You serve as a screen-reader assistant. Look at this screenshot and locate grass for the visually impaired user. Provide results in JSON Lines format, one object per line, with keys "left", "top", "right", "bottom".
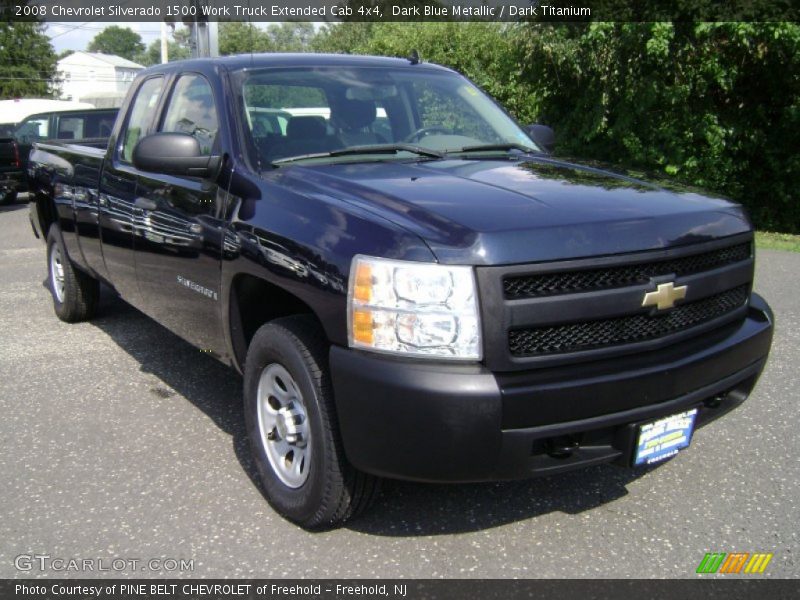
{"left": 755, "top": 231, "right": 800, "bottom": 253}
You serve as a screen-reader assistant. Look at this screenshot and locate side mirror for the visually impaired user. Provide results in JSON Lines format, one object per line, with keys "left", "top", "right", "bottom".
{"left": 132, "top": 132, "right": 221, "bottom": 179}
{"left": 525, "top": 124, "right": 556, "bottom": 154}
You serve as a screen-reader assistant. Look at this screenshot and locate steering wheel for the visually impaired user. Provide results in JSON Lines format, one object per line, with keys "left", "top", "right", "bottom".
{"left": 403, "top": 126, "right": 450, "bottom": 143}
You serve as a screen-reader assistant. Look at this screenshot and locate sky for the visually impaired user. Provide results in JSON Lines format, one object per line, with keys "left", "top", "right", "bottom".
{"left": 46, "top": 22, "right": 165, "bottom": 54}
{"left": 45, "top": 21, "right": 322, "bottom": 55}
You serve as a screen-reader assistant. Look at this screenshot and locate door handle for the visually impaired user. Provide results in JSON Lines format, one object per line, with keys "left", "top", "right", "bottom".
{"left": 134, "top": 197, "right": 157, "bottom": 211}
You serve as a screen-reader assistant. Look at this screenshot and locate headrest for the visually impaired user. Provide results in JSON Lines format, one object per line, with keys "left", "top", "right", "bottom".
{"left": 286, "top": 116, "right": 326, "bottom": 139}
{"left": 333, "top": 99, "right": 377, "bottom": 131}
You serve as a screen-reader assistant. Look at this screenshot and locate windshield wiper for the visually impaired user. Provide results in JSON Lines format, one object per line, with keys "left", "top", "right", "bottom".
{"left": 450, "top": 143, "right": 539, "bottom": 155}
{"left": 272, "top": 144, "right": 443, "bottom": 166}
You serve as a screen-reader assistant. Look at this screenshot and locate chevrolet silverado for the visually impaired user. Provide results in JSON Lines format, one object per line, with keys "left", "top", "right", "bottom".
{"left": 28, "top": 54, "right": 773, "bottom": 528}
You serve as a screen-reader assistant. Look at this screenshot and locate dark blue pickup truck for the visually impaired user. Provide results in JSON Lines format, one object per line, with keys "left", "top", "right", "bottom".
{"left": 28, "top": 54, "right": 773, "bottom": 529}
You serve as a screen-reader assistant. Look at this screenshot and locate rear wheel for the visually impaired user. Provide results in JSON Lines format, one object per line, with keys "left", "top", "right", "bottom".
{"left": 0, "top": 190, "right": 16, "bottom": 206}
{"left": 46, "top": 224, "right": 99, "bottom": 322}
{"left": 243, "top": 315, "right": 379, "bottom": 529}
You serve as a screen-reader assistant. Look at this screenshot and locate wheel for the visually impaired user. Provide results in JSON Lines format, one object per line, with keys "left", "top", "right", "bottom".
{"left": 0, "top": 190, "right": 16, "bottom": 206}
{"left": 243, "top": 315, "right": 379, "bottom": 529}
{"left": 46, "top": 224, "right": 99, "bottom": 322}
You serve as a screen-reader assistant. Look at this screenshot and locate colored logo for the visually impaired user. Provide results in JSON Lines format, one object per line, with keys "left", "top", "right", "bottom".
{"left": 696, "top": 552, "right": 773, "bottom": 574}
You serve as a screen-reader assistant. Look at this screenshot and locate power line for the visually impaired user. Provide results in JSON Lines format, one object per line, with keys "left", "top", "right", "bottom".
{"left": 0, "top": 75, "right": 135, "bottom": 82}
{"left": 47, "top": 23, "right": 163, "bottom": 34}
{"left": 1, "top": 59, "right": 146, "bottom": 68}
{"left": 48, "top": 20, "right": 106, "bottom": 41}
{"left": 48, "top": 0, "right": 135, "bottom": 40}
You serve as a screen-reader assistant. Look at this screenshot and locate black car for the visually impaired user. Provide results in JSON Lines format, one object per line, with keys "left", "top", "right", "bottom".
{"left": 1, "top": 108, "right": 118, "bottom": 204}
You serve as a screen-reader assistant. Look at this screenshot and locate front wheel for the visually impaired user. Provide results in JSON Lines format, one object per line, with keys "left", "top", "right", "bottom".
{"left": 243, "top": 316, "right": 379, "bottom": 529}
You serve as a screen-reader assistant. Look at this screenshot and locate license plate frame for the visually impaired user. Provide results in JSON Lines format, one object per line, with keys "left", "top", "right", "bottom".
{"left": 633, "top": 408, "right": 699, "bottom": 466}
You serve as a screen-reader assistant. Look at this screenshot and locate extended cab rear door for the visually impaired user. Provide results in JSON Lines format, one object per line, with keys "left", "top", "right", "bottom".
{"left": 98, "top": 75, "right": 166, "bottom": 304}
{"left": 130, "top": 72, "right": 228, "bottom": 356}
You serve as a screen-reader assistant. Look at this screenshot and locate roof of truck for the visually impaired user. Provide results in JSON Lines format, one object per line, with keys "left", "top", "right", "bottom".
{"left": 141, "top": 53, "right": 453, "bottom": 73}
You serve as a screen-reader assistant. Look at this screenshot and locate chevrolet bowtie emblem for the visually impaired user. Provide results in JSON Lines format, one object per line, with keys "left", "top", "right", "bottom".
{"left": 642, "top": 282, "right": 688, "bottom": 311}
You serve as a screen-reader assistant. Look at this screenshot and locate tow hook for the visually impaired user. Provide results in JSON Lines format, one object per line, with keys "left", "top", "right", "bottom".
{"left": 545, "top": 436, "right": 580, "bottom": 459}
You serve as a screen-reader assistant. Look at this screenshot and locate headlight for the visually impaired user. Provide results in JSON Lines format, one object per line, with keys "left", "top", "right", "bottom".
{"left": 347, "top": 255, "right": 482, "bottom": 360}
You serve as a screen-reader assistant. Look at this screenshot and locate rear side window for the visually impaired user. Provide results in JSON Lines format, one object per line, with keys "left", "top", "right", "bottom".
{"left": 161, "top": 74, "right": 219, "bottom": 156}
{"left": 121, "top": 77, "right": 164, "bottom": 162}
{"left": 57, "top": 113, "right": 116, "bottom": 140}
{"left": 16, "top": 116, "right": 49, "bottom": 143}
{"left": 57, "top": 117, "right": 83, "bottom": 140}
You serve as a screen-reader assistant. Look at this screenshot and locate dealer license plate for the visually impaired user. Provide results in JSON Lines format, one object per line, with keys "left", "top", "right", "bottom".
{"left": 634, "top": 408, "right": 698, "bottom": 466}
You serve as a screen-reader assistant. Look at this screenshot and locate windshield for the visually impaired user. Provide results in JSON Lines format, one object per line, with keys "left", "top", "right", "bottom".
{"left": 236, "top": 66, "right": 538, "bottom": 166}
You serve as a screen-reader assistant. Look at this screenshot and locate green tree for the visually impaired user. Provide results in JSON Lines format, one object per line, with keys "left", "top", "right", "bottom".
{"left": 219, "top": 22, "right": 274, "bottom": 55}
{"left": 518, "top": 22, "right": 800, "bottom": 232}
{"left": 134, "top": 28, "right": 192, "bottom": 66}
{"left": 312, "top": 23, "right": 376, "bottom": 54}
{"left": 264, "top": 23, "right": 316, "bottom": 52}
{"left": 0, "top": 22, "right": 58, "bottom": 99}
{"left": 219, "top": 23, "right": 318, "bottom": 56}
{"left": 87, "top": 26, "right": 145, "bottom": 62}
{"left": 136, "top": 39, "right": 191, "bottom": 66}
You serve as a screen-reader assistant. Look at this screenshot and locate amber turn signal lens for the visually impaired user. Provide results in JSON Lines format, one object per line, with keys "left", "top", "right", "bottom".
{"left": 353, "top": 263, "right": 372, "bottom": 303}
{"left": 352, "top": 309, "right": 374, "bottom": 345}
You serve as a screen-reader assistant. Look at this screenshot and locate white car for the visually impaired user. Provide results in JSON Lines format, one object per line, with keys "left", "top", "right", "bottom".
{"left": 0, "top": 99, "right": 95, "bottom": 126}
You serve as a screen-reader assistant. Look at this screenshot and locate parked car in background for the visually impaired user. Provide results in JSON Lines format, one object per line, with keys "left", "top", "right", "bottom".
{"left": 0, "top": 99, "right": 95, "bottom": 125}
{"left": 0, "top": 135, "right": 22, "bottom": 205}
{"left": 14, "top": 107, "right": 119, "bottom": 152}
{"left": 0, "top": 101, "right": 96, "bottom": 205}
{"left": 2, "top": 108, "right": 118, "bottom": 204}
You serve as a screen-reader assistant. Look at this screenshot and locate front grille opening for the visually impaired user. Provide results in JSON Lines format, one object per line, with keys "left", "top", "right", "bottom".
{"left": 504, "top": 242, "right": 751, "bottom": 299}
{"left": 509, "top": 285, "right": 748, "bottom": 356}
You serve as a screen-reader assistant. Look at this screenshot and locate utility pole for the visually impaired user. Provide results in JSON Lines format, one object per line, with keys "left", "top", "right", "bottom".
{"left": 160, "top": 21, "right": 169, "bottom": 64}
{"left": 208, "top": 21, "right": 219, "bottom": 57}
{"left": 182, "top": 1, "right": 219, "bottom": 59}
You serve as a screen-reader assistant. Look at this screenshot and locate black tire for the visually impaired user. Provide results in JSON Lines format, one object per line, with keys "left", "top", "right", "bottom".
{"left": 46, "top": 224, "right": 99, "bottom": 322}
{"left": 0, "top": 190, "right": 16, "bottom": 206}
{"left": 244, "top": 315, "right": 379, "bottom": 529}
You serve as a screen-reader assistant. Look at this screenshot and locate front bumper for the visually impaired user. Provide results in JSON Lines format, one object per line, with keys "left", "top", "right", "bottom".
{"left": 330, "top": 294, "right": 773, "bottom": 482}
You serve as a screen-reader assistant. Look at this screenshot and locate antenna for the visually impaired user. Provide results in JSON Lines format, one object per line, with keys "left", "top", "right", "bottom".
{"left": 408, "top": 50, "right": 420, "bottom": 65}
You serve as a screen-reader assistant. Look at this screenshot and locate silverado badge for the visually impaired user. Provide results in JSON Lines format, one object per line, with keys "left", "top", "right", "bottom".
{"left": 642, "top": 282, "right": 688, "bottom": 311}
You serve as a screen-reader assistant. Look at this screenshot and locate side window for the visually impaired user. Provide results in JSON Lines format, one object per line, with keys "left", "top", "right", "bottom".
{"left": 16, "top": 116, "right": 49, "bottom": 143}
{"left": 161, "top": 74, "right": 219, "bottom": 156}
{"left": 121, "top": 77, "right": 164, "bottom": 162}
{"left": 57, "top": 117, "right": 83, "bottom": 140}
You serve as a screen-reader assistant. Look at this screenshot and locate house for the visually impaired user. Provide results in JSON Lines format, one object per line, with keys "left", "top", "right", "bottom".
{"left": 57, "top": 52, "right": 144, "bottom": 107}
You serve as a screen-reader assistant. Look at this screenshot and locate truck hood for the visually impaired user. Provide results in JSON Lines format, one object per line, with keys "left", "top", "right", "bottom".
{"left": 268, "top": 156, "right": 751, "bottom": 265}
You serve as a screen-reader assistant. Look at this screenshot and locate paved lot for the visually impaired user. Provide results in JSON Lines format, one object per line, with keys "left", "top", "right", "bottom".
{"left": 0, "top": 202, "right": 798, "bottom": 579}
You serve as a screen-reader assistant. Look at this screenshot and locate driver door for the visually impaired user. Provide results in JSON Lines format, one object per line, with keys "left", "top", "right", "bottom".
{"left": 132, "top": 73, "right": 227, "bottom": 356}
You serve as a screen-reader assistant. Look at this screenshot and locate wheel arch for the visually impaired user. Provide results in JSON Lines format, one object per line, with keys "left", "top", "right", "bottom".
{"left": 32, "top": 192, "right": 58, "bottom": 241}
{"left": 228, "top": 273, "right": 328, "bottom": 372}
